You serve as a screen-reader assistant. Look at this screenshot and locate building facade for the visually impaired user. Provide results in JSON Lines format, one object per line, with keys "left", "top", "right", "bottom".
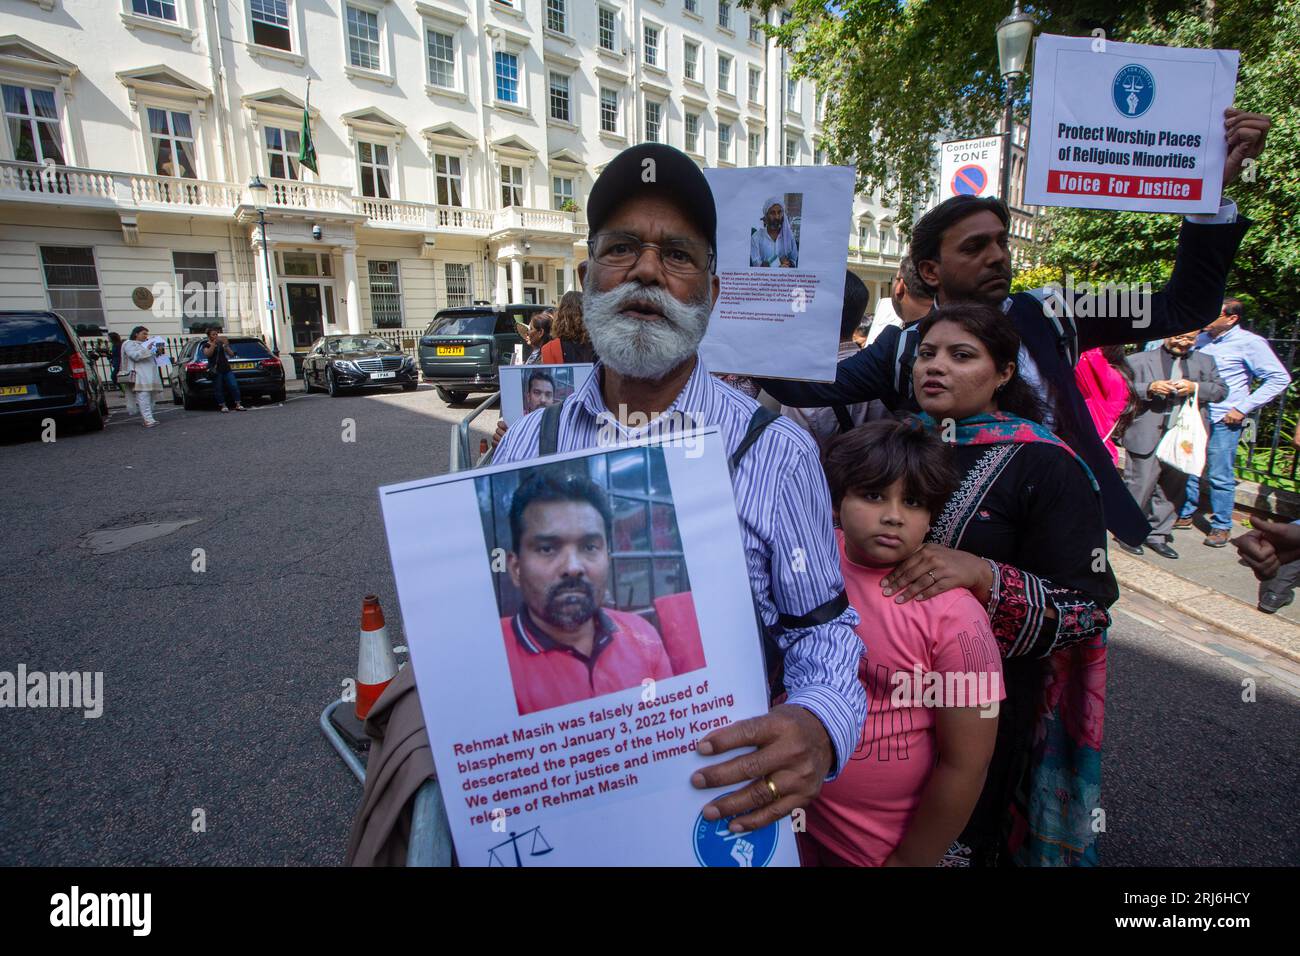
{"left": 0, "top": 0, "right": 904, "bottom": 374}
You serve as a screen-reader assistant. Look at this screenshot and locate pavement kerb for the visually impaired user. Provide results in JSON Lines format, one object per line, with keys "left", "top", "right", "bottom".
{"left": 1110, "top": 549, "right": 1300, "bottom": 665}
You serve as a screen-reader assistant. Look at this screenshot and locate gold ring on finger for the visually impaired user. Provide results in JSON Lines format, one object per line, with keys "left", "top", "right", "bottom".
{"left": 765, "top": 775, "right": 780, "bottom": 803}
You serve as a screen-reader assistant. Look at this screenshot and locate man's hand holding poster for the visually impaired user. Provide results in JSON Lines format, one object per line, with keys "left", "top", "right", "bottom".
{"left": 700, "top": 166, "right": 855, "bottom": 382}
{"left": 378, "top": 429, "right": 799, "bottom": 866}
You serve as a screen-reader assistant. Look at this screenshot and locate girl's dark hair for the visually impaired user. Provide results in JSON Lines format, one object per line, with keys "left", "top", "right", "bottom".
{"left": 822, "top": 419, "right": 956, "bottom": 517}
{"left": 1099, "top": 344, "right": 1139, "bottom": 441}
{"left": 915, "top": 302, "right": 1046, "bottom": 424}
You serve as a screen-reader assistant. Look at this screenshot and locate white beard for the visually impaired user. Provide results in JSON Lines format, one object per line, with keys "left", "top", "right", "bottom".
{"left": 583, "top": 281, "right": 712, "bottom": 381}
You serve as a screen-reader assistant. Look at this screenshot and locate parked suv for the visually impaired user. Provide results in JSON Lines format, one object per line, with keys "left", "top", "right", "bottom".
{"left": 417, "top": 304, "right": 546, "bottom": 404}
{"left": 171, "top": 336, "right": 286, "bottom": 409}
{"left": 0, "top": 310, "right": 108, "bottom": 432}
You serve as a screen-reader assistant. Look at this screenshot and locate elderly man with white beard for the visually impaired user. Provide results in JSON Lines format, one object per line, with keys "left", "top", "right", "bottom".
{"left": 492, "top": 144, "right": 865, "bottom": 836}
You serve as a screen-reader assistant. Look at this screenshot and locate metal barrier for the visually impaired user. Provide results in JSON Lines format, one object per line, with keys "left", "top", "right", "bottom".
{"left": 452, "top": 391, "right": 501, "bottom": 472}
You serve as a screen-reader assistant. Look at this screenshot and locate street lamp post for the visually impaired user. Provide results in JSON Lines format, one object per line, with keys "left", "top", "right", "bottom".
{"left": 247, "top": 176, "right": 277, "bottom": 356}
{"left": 995, "top": 1, "right": 1037, "bottom": 204}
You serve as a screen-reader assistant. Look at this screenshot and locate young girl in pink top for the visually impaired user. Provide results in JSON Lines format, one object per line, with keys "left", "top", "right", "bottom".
{"left": 802, "top": 420, "right": 1005, "bottom": 867}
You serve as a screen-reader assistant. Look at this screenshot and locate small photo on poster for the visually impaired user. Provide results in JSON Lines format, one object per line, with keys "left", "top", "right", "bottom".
{"left": 748, "top": 193, "right": 802, "bottom": 269}
{"left": 474, "top": 446, "right": 707, "bottom": 716}
{"left": 499, "top": 362, "right": 595, "bottom": 424}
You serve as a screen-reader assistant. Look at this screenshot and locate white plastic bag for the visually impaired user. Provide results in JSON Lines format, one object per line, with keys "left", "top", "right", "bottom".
{"left": 1155, "top": 383, "right": 1208, "bottom": 475}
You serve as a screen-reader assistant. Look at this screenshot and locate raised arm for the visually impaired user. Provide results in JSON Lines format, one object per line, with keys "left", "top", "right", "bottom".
{"left": 755, "top": 323, "right": 905, "bottom": 409}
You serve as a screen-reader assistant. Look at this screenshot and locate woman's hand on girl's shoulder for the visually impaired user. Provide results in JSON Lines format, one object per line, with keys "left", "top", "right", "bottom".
{"left": 881, "top": 544, "right": 994, "bottom": 606}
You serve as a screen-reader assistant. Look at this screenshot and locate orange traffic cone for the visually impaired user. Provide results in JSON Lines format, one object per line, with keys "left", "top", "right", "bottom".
{"left": 356, "top": 594, "right": 398, "bottom": 721}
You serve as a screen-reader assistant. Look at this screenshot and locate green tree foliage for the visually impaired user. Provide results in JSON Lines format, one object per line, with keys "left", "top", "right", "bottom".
{"left": 753, "top": 0, "right": 1298, "bottom": 321}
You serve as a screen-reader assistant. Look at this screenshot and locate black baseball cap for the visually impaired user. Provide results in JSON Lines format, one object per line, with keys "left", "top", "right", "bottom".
{"left": 586, "top": 143, "right": 717, "bottom": 257}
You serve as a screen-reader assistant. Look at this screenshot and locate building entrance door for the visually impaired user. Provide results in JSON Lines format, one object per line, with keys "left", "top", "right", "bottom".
{"left": 286, "top": 283, "right": 324, "bottom": 348}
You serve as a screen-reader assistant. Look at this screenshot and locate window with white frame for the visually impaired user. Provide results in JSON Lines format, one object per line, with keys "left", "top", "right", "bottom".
{"left": 548, "top": 71, "right": 571, "bottom": 123}
{"left": 500, "top": 163, "right": 523, "bottom": 207}
{"left": 357, "top": 140, "right": 391, "bottom": 198}
{"left": 747, "top": 65, "right": 762, "bottom": 103}
{"left": 684, "top": 0, "right": 697, "bottom": 14}
{"left": 147, "top": 107, "right": 197, "bottom": 177}
{"left": 367, "top": 260, "right": 402, "bottom": 328}
{"left": 643, "top": 24, "right": 660, "bottom": 68}
{"left": 748, "top": 14, "right": 762, "bottom": 43}
{"left": 683, "top": 40, "right": 699, "bottom": 81}
{"left": 426, "top": 28, "right": 455, "bottom": 89}
{"left": 173, "top": 252, "right": 222, "bottom": 328}
{"left": 815, "top": 144, "right": 827, "bottom": 165}
{"left": 816, "top": 95, "right": 826, "bottom": 123}
{"left": 2, "top": 85, "right": 65, "bottom": 165}
{"left": 784, "top": 135, "right": 797, "bottom": 165}
{"left": 857, "top": 221, "right": 869, "bottom": 251}
{"left": 433, "top": 153, "right": 463, "bottom": 206}
{"left": 264, "top": 125, "right": 301, "bottom": 179}
{"left": 250, "top": 0, "right": 292, "bottom": 50}
{"left": 546, "top": 0, "right": 566, "bottom": 34}
{"left": 444, "top": 262, "right": 473, "bottom": 307}
{"left": 717, "top": 53, "right": 732, "bottom": 93}
{"left": 555, "top": 268, "right": 565, "bottom": 302}
{"left": 599, "top": 87, "right": 619, "bottom": 133}
{"left": 719, "top": 1, "right": 732, "bottom": 30}
{"left": 494, "top": 51, "right": 520, "bottom": 104}
{"left": 552, "top": 175, "right": 573, "bottom": 210}
{"left": 684, "top": 112, "right": 700, "bottom": 153}
{"left": 718, "top": 123, "right": 732, "bottom": 162}
{"left": 132, "top": 0, "right": 177, "bottom": 22}
{"left": 40, "top": 246, "right": 106, "bottom": 330}
{"left": 598, "top": 7, "right": 617, "bottom": 51}
{"left": 786, "top": 76, "right": 798, "bottom": 111}
{"left": 643, "top": 100, "right": 661, "bottom": 143}
{"left": 747, "top": 130, "right": 761, "bottom": 166}
{"left": 346, "top": 4, "right": 381, "bottom": 71}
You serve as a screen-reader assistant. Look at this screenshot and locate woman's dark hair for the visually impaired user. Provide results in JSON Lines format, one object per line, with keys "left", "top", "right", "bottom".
{"left": 508, "top": 471, "right": 613, "bottom": 552}
{"left": 107, "top": 331, "right": 122, "bottom": 344}
{"left": 128, "top": 325, "right": 149, "bottom": 340}
{"left": 822, "top": 419, "right": 956, "bottom": 517}
{"left": 915, "top": 301, "right": 1045, "bottom": 424}
{"left": 552, "top": 290, "right": 589, "bottom": 345}
{"left": 908, "top": 196, "right": 1010, "bottom": 295}
{"left": 531, "top": 312, "right": 553, "bottom": 342}
{"left": 1099, "top": 344, "right": 1139, "bottom": 441}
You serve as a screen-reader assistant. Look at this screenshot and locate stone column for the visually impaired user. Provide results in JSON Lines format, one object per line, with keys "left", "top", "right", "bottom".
{"left": 342, "top": 245, "right": 362, "bottom": 334}
{"left": 510, "top": 256, "right": 524, "bottom": 304}
{"left": 563, "top": 259, "right": 575, "bottom": 294}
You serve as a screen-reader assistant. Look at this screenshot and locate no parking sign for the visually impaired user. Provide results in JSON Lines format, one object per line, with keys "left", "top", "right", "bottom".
{"left": 940, "top": 136, "right": 1003, "bottom": 200}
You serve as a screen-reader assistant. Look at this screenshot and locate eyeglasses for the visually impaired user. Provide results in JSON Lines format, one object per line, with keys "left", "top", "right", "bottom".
{"left": 588, "top": 232, "right": 714, "bottom": 277}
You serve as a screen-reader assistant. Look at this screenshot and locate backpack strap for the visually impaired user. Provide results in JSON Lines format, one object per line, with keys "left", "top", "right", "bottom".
{"left": 538, "top": 400, "right": 563, "bottom": 456}
{"left": 831, "top": 404, "right": 855, "bottom": 434}
{"left": 729, "top": 406, "right": 780, "bottom": 472}
{"left": 893, "top": 324, "right": 921, "bottom": 403}
{"left": 1026, "top": 287, "right": 1080, "bottom": 368}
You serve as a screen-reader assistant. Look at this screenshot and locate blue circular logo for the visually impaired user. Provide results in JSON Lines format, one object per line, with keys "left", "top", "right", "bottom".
{"left": 1112, "top": 64, "right": 1155, "bottom": 118}
{"left": 692, "top": 810, "right": 779, "bottom": 867}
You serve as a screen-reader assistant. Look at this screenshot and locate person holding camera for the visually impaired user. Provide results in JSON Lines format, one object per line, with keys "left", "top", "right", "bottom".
{"left": 203, "top": 328, "right": 246, "bottom": 412}
{"left": 120, "top": 325, "right": 166, "bottom": 428}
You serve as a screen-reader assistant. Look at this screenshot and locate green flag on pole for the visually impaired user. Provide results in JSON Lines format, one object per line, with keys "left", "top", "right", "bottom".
{"left": 298, "top": 80, "right": 318, "bottom": 175}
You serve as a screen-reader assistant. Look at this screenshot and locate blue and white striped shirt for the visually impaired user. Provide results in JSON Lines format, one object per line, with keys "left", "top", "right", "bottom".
{"left": 493, "top": 357, "right": 867, "bottom": 777}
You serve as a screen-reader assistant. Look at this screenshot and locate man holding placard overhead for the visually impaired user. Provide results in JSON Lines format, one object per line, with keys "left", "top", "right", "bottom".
{"left": 761, "top": 108, "right": 1270, "bottom": 552}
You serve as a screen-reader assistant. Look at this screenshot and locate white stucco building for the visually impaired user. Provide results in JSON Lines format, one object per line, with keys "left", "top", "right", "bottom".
{"left": 0, "top": 0, "right": 905, "bottom": 371}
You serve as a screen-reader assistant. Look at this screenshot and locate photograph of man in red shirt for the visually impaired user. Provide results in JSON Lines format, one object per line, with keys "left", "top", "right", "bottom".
{"left": 501, "top": 471, "right": 674, "bottom": 716}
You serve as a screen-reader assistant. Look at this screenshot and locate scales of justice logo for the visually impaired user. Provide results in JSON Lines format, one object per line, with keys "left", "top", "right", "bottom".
{"left": 1112, "top": 64, "right": 1156, "bottom": 118}
{"left": 487, "top": 827, "right": 553, "bottom": 866}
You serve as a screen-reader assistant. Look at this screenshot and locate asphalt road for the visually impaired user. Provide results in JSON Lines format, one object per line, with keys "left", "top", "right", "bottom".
{"left": 0, "top": 387, "right": 1296, "bottom": 865}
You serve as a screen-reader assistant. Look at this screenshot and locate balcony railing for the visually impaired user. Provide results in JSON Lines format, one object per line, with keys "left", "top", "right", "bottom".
{"left": 0, "top": 161, "right": 587, "bottom": 240}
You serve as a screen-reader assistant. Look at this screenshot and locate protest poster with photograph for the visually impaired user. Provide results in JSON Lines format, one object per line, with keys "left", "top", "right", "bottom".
{"left": 1024, "top": 33, "right": 1238, "bottom": 213}
{"left": 499, "top": 363, "right": 595, "bottom": 425}
{"left": 378, "top": 429, "right": 798, "bottom": 867}
{"left": 700, "top": 166, "right": 854, "bottom": 382}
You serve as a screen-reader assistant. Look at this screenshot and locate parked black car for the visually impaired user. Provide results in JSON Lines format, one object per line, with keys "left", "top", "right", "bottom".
{"left": 0, "top": 310, "right": 108, "bottom": 432}
{"left": 300, "top": 334, "right": 419, "bottom": 397}
{"left": 171, "top": 336, "right": 286, "bottom": 409}
{"left": 418, "top": 304, "right": 546, "bottom": 404}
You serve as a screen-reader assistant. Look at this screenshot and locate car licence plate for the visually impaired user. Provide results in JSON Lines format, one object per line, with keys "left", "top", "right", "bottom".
{"left": 0, "top": 385, "right": 29, "bottom": 397}
{"left": 371, "top": 371, "right": 396, "bottom": 379}
{"left": 232, "top": 362, "right": 256, "bottom": 370}
{"left": 436, "top": 346, "right": 464, "bottom": 357}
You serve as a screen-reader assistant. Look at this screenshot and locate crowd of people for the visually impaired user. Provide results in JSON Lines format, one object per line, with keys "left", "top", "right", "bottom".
{"left": 354, "top": 108, "right": 1279, "bottom": 868}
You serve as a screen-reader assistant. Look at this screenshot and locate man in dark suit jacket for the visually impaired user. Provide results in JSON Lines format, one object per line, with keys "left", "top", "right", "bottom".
{"left": 1118, "top": 333, "right": 1227, "bottom": 558}
{"left": 759, "top": 109, "right": 1269, "bottom": 548}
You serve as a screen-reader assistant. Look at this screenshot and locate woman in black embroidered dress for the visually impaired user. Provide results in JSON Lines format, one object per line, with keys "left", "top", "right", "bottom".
{"left": 880, "top": 302, "right": 1117, "bottom": 866}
